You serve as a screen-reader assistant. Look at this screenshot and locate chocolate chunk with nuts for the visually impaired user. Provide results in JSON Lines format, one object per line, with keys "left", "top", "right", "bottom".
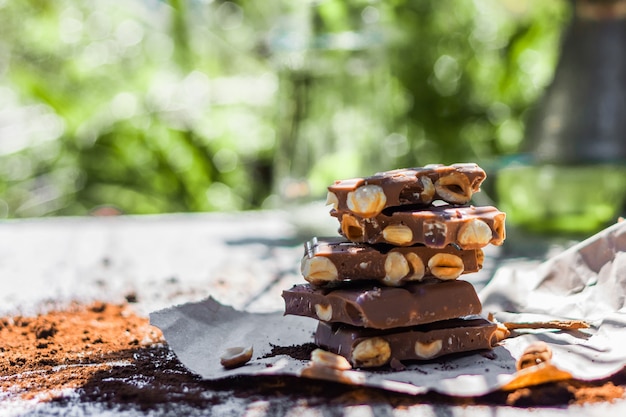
{"left": 334, "top": 205, "right": 506, "bottom": 249}
{"left": 315, "top": 317, "right": 499, "bottom": 368}
{"left": 283, "top": 280, "right": 482, "bottom": 329}
{"left": 300, "top": 237, "right": 481, "bottom": 286}
{"left": 327, "top": 163, "right": 486, "bottom": 217}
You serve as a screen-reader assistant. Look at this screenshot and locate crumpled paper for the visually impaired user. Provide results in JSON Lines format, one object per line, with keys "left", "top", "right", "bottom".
{"left": 150, "top": 221, "right": 626, "bottom": 396}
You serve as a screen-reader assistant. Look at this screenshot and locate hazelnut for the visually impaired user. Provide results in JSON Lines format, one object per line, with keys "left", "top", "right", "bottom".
{"left": 493, "top": 322, "right": 511, "bottom": 344}
{"left": 457, "top": 219, "right": 493, "bottom": 249}
{"left": 314, "top": 304, "right": 333, "bottom": 321}
{"left": 382, "top": 224, "right": 413, "bottom": 246}
{"left": 414, "top": 339, "right": 443, "bottom": 359}
{"left": 346, "top": 184, "right": 387, "bottom": 218}
{"left": 419, "top": 176, "right": 436, "bottom": 204}
{"left": 351, "top": 337, "right": 391, "bottom": 368}
{"left": 383, "top": 251, "right": 410, "bottom": 286}
{"left": 476, "top": 248, "right": 485, "bottom": 270}
{"left": 435, "top": 172, "right": 472, "bottom": 204}
{"left": 517, "top": 341, "right": 553, "bottom": 371}
{"left": 220, "top": 346, "right": 253, "bottom": 369}
{"left": 492, "top": 213, "right": 507, "bottom": 245}
{"left": 340, "top": 214, "right": 365, "bottom": 242}
{"left": 302, "top": 256, "right": 339, "bottom": 286}
{"left": 326, "top": 191, "right": 339, "bottom": 210}
{"left": 434, "top": 172, "right": 472, "bottom": 204}
{"left": 310, "top": 348, "right": 352, "bottom": 370}
{"left": 428, "top": 253, "right": 464, "bottom": 280}
{"left": 405, "top": 252, "right": 425, "bottom": 281}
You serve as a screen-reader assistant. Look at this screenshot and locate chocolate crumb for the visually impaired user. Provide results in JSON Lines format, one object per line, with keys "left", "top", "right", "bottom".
{"left": 261, "top": 343, "right": 317, "bottom": 361}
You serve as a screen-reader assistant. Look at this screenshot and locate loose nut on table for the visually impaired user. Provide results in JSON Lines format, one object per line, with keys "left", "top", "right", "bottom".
{"left": 352, "top": 337, "right": 391, "bottom": 368}
{"left": 310, "top": 348, "right": 352, "bottom": 370}
{"left": 434, "top": 172, "right": 472, "bottom": 204}
{"left": 382, "top": 224, "right": 413, "bottom": 245}
{"left": 457, "top": 219, "right": 493, "bottom": 249}
{"left": 383, "top": 251, "right": 410, "bottom": 286}
{"left": 428, "top": 253, "right": 464, "bottom": 280}
{"left": 346, "top": 184, "right": 387, "bottom": 218}
{"left": 220, "top": 346, "right": 253, "bottom": 369}
{"left": 302, "top": 256, "right": 338, "bottom": 285}
{"left": 517, "top": 341, "right": 553, "bottom": 371}
{"left": 415, "top": 339, "right": 443, "bottom": 359}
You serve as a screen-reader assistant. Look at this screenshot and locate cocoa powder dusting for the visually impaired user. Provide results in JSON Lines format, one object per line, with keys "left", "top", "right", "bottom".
{"left": 1, "top": 302, "right": 625, "bottom": 412}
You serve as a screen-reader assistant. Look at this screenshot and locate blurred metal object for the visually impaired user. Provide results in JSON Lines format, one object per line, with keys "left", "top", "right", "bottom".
{"left": 525, "top": 0, "right": 626, "bottom": 164}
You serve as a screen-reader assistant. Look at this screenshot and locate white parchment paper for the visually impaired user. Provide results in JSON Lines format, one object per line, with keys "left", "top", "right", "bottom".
{"left": 151, "top": 221, "right": 626, "bottom": 396}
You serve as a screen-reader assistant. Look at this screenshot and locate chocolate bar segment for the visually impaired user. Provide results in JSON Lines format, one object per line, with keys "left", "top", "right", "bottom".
{"left": 315, "top": 317, "right": 498, "bottom": 368}
{"left": 335, "top": 205, "right": 506, "bottom": 249}
{"left": 327, "top": 163, "right": 486, "bottom": 218}
{"left": 282, "top": 280, "right": 482, "bottom": 329}
{"left": 300, "top": 237, "right": 481, "bottom": 286}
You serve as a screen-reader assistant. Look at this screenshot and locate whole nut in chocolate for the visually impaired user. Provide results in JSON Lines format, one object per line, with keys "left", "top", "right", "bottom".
{"left": 415, "top": 339, "right": 443, "bottom": 359}
{"left": 434, "top": 172, "right": 472, "bottom": 204}
{"left": 383, "top": 251, "right": 410, "bottom": 286}
{"left": 428, "top": 253, "right": 464, "bottom": 280}
{"left": 310, "top": 348, "right": 352, "bottom": 370}
{"left": 381, "top": 224, "right": 413, "bottom": 246}
{"left": 301, "top": 256, "right": 338, "bottom": 286}
{"left": 457, "top": 219, "right": 493, "bottom": 249}
{"left": 346, "top": 184, "right": 387, "bottom": 218}
{"left": 351, "top": 337, "right": 391, "bottom": 368}
{"left": 340, "top": 213, "right": 366, "bottom": 242}
{"left": 314, "top": 303, "right": 332, "bottom": 321}
{"left": 404, "top": 252, "right": 426, "bottom": 281}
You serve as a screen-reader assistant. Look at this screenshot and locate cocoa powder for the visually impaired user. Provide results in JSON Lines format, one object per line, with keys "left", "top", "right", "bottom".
{"left": 1, "top": 302, "right": 625, "bottom": 412}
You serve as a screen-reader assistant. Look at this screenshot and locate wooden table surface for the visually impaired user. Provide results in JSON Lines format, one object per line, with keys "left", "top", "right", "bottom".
{"left": 2, "top": 206, "right": 625, "bottom": 416}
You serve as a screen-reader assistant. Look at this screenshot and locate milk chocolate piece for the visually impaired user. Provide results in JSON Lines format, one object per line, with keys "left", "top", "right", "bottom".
{"left": 315, "top": 317, "right": 498, "bottom": 368}
{"left": 335, "top": 205, "right": 506, "bottom": 249}
{"left": 300, "top": 237, "right": 481, "bottom": 286}
{"left": 327, "top": 163, "right": 486, "bottom": 218}
{"left": 282, "top": 280, "right": 482, "bottom": 329}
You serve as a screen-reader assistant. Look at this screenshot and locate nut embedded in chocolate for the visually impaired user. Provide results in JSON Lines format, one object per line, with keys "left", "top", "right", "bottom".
{"left": 415, "top": 339, "right": 443, "bottom": 359}
{"left": 310, "top": 348, "right": 352, "bottom": 370}
{"left": 428, "top": 253, "right": 464, "bottom": 280}
{"left": 434, "top": 172, "right": 472, "bottom": 204}
{"left": 383, "top": 251, "right": 410, "bottom": 286}
{"left": 381, "top": 224, "right": 413, "bottom": 246}
{"left": 352, "top": 337, "right": 391, "bottom": 368}
{"left": 346, "top": 184, "right": 387, "bottom": 218}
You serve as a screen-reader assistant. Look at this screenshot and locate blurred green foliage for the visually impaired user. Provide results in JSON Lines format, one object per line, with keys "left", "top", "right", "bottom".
{"left": 0, "top": 0, "right": 570, "bottom": 217}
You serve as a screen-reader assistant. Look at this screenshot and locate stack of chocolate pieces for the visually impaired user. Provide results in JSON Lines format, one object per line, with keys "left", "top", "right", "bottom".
{"left": 282, "top": 163, "right": 506, "bottom": 368}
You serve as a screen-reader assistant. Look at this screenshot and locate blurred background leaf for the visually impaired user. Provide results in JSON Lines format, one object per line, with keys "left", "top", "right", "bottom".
{"left": 0, "top": 0, "right": 570, "bottom": 217}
